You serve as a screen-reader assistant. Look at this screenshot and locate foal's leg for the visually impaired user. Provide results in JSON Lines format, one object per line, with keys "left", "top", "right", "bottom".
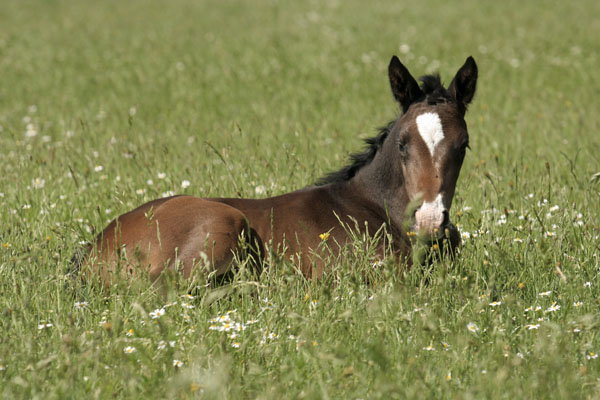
{"left": 87, "top": 196, "right": 262, "bottom": 286}
{"left": 145, "top": 197, "right": 263, "bottom": 281}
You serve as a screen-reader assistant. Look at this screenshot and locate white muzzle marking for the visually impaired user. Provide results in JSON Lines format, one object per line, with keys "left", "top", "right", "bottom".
{"left": 415, "top": 194, "right": 446, "bottom": 236}
{"left": 416, "top": 112, "right": 444, "bottom": 156}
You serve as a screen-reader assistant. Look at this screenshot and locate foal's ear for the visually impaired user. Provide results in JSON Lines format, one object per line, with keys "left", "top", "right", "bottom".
{"left": 448, "top": 56, "right": 478, "bottom": 114}
{"left": 388, "top": 56, "right": 423, "bottom": 113}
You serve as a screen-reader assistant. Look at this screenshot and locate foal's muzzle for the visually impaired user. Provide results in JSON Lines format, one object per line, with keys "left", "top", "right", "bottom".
{"left": 414, "top": 196, "right": 450, "bottom": 239}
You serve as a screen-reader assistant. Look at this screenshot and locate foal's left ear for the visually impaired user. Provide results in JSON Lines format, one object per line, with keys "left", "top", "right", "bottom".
{"left": 448, "top": 56, "right": 478, "bottom": 114}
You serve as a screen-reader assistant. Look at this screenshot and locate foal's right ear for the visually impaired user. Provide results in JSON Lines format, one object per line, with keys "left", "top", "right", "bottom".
{"left": 388, "top": 56, "right": 423, "bottom": 113}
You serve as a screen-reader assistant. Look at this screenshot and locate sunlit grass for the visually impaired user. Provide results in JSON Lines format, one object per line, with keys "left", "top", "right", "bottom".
{"left": 1, "top": 0, "right": 599, "bottom": 398}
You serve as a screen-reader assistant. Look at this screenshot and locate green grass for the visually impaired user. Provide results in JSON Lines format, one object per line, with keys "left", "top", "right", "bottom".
{"left": 1, "top": 0, "right": 600, "bottom": 398}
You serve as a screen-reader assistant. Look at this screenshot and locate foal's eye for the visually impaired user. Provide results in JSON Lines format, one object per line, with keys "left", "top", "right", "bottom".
{"left": 398, "top": 141, "right": 408, "bottom": 155}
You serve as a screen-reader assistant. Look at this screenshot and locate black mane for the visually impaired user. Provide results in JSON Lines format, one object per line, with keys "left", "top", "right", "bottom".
{"left": 315, "top": 75, "right": 452, "bottom": 186}
{"left": 314, "top": 121, "right": 393, "bottom": 186}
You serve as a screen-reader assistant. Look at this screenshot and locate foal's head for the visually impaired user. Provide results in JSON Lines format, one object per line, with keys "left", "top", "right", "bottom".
{"left": 386, "top": 56, "right": 478, "bottom": 239}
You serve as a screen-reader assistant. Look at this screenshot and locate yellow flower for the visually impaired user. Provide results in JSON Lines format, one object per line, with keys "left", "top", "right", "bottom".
{"left": 319, "top": 232, "right": 330, "bottom": 241}
{"left": 518, "top": 282, "right": 525, "bottom": 289}
{"left": 190, "top": 383, "right": 202, "bottom": 393}
{"left": 406, "top": 231, "right": 417, "bottom": 237}
{"left": 2, "top": 243, "right": 10, "bottom": 249}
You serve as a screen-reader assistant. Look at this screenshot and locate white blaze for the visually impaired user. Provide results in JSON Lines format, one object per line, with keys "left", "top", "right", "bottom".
{"left": 416, "top": 112, "right": 444, "bottom": 156}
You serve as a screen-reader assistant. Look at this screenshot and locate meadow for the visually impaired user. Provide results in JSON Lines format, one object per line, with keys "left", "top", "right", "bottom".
{"left": 1, "top": 0, "right": 599, "bottom": 398}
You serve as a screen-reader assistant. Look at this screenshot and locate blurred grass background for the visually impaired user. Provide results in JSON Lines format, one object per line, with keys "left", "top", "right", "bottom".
{"left": 0, "top": 0, "right": 599, "bottom": 398}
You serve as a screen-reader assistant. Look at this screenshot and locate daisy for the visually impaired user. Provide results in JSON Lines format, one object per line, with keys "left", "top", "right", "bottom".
{"left": 538, "top": 291, "right": 552, "bottom": 297}
{"left": 214, "top": 314, "right": 231, "bottom": 323}
{"left": 123, "top": 346, "right": 136, "bottom": 354}
{"left": 25, "top": 124, "right": 38, "bottom": 137}
{"left": 489, "top": 301, "right": 502, "bottom": 307}
{"left": 546, "top": 303, "right": 560, "bottom": 312}
{"left": 587, "top": 352, "right": 598, "bottom": 360}
{"left": 467, "top": 322, "right": 479, "bottom": 333}
{"left": 149, "top": 308, "right": 166, "bottom": 319}
{"left": 74, "top": 301, "right": 89, "bottom": 310}
{"left": 32, "top": 177, "right": 45, "bottom": 189}
{"left": 38, "top": 322, "right": 53, "bottom": 330}
{"left": 181, "top": 180, "right": 191, "bottom": 189}
{"left": 526, "top": 324, "right": 540, "bottom": 330}
{"left": 573, "top": 301, "right": 583, "bottom": 307}
{"left": 219, "top": 323, "right": 234, "bottom": 332}
{"left": 173, "top": 360, "right": 184, "bottom": 368}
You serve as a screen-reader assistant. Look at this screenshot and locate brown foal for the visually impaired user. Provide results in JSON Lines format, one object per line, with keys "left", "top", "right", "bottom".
{"left": 76, "top": 55, "right": 478, "bottom": 285}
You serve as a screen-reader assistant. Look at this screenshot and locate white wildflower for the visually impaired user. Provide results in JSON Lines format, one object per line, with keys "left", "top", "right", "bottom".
{"left": 149, "top": 308, "right": 166, "bottom": 319}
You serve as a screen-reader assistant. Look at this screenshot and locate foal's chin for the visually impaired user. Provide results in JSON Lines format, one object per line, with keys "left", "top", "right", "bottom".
{"left": 418, "top": 223, "right": 461, "bottom": 260}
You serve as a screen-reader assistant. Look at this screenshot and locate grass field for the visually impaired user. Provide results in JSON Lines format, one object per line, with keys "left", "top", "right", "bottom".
{"left": 1, "top": 0, "right": 600, "bottom": 398}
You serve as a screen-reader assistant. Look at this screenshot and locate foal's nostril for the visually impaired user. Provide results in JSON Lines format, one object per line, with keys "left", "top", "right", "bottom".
{"left": 441, "top": 210, "right": 450, "bottom": 227}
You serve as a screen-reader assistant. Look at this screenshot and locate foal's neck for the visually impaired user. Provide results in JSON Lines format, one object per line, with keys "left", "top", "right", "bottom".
{"left": 348, "top": 157, "right": 409, "bottom": 232}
